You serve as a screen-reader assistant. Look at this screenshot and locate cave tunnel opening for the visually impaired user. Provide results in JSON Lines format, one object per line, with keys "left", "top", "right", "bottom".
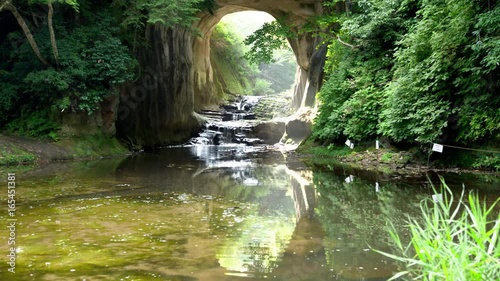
{"left": 210, "top": 11, "right": 297, "bottom": 102}
{"left": 116, "top": 1, "right": 327, "bottom": 148}
{"left": 191, "top": 2, "right": 325, "bottom": 112}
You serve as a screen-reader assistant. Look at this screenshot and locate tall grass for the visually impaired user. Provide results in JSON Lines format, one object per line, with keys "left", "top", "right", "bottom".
{"left": 375, "top": 178, "right": 500, "bottom": 280}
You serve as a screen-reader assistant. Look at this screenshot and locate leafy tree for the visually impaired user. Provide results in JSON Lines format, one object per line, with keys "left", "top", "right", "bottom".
{"left": 1, "top": 0, "right": 219, "bottom": 138}
{"left": 379, "top": 0, "right": 475, "bottom": 142}
{"left": 257, "top": 48, "right": 296, "bottom": 93}
{"left": 0, "top": 0, "right": 50, "bottom": 65}
{"left": 455, "top": 3, "right": 500, "bottom": 142}
{"left": 313, "top": 0, "right": 411, "bottom": 143}
{"left": 0, "top": 5, "right": 136, "bottom": 136}
{"left": 313, "top": 0, "right": 499, "bottom": 150}
{"left": 243, "top": 20, "right": 295, "bottom": 65}
{"left": 112, "top": 0, "right": 217, "bottom": 49}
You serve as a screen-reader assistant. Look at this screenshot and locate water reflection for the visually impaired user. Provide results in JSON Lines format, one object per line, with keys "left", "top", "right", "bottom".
{"left": 1, "top": 146, "right": 498, "bottom": 280}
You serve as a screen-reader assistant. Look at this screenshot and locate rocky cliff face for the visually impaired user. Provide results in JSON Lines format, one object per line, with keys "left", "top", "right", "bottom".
{"left": 117, "top": 0, "right": 327, "bottom": 148}
{"left": 116, "top": 25, "right": 202, "bottom": 148}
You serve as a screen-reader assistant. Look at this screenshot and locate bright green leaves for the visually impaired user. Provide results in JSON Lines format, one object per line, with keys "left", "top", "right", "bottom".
{"left": 3, "top": 11, "right": 136, "bottom": 115}
{"left": 454, "top": 4, "right": 500, "bottom": 143}
{"left": 380, "top": 78, "right": 451, "bottom": 143}
{"left": 113, "top": 0, "right": 215, "bottom": 32}
{"left": 243, "top": 21, "right": 295, "bottom": 65}
{"left": 381, "top": 0, "right": 499, "bottom": 143}
{"left": 211, "top": 19, "right": 295, "bottom": 96}
{"left": 210, "top": 22, "right": 255, "bottom": 96}
{"left": 343, "top": 86, "right": 384, "bottom": 141}
{"left": 314, "top": 0, "right": 500, "bottom": 147}
{"left": 472, "top": 5, "right": 500, "bottom": 69}
{"left": 376, "top": 181, "right": 500, "bottom": 279}
{"left": 24, "top": 68, "right": 71, "bottom": 94}
{"left": 85, "top": 37, "right": 135, "bottom": 85}
{"left": 314, "top": 0, "right": 406, "bottom": 143}
{"left": 144, "top": 0, "right": 201, "bottom": 28}
{"left": 55, "top": 20, "right": 136, "bottom": 113}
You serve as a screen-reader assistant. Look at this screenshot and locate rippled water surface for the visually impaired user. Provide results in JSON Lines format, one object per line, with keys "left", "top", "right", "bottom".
{"left": 1, "top": 146, "right": 498, "bottom": 280}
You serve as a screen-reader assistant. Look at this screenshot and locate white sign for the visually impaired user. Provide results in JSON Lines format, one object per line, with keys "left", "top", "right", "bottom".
{"left": 345, "top": 139, "right": 351, "bottom": 147}
{"left": 432, "top": 193, "right": 443, "bottom": 203}
{"left": 375, "top": 182, "right": 380, "bottom": 192}
{"left": 376, "top": 140, "right": 380, "bottom": 150}
{"left": 432, "top": 143, "right": 444, "bottom": 153}
{"left": 345, "top": 175, "right": 354, "bottom": 183}
{"left": 350, "top": 143, "right": 354, "bottom": 149}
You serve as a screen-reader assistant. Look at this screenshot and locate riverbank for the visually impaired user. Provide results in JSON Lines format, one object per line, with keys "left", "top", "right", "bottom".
{"left": 0, "top": 134, "right": 129, "bottom": 166}
{"left": 296, "top": 138, "right": 500, "bottom": 177}
{"left": 1, "top": 124, "right": 498, "bottom": 183}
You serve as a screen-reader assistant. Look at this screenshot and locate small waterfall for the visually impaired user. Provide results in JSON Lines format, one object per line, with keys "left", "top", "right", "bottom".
{"left": 189, "top": 96, "right": 263, "bottom": 146}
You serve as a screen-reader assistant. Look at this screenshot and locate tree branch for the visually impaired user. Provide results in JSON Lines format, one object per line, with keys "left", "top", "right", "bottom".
{"left": 2, "top": 0, "right": 50, "bottom": 66}
{"left": 0, "top": 0, "right": 10, "bottom": 12}
{"left": 337, "top": 35, "right": 359, "bottom": 49}
{"left": 48, "top": 1, "right": 59, "bottom": 67}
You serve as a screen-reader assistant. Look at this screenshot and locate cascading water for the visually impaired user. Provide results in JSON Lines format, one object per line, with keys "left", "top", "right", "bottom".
{"left": 189, "top": 96, "right": 263, "bottom": 146}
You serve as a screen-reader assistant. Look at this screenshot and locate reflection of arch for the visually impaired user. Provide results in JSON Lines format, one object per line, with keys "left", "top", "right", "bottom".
{"left": 286, "top": 167, "right": 317, "bottom": 220}
{"left": 193, "top": 0, "right": 327, "bottom": 110}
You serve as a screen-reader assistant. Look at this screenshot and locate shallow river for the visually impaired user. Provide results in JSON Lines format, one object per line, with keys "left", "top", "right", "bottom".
{"left": 1, "top": 145, "right": 498, "bottom": 280}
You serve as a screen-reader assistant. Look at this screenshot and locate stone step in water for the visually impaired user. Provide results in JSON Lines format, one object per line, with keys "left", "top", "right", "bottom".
{"left": 188, "top": 95, "right": 263, "bottom": 146}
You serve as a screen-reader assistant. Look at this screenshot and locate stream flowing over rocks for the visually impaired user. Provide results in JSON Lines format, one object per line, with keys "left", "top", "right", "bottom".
{"left": 188, "top": 96, "right": 265, "bottom": 146}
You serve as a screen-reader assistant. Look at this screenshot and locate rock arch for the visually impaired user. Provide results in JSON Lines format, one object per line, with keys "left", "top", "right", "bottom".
{"left": 117, "top": 0, "right": 327, "bottom": 148}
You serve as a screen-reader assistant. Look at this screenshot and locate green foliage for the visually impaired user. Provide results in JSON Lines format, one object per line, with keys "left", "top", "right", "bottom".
{"left": 455, "top": 4, "right": 500, "bottom": 142}
{"left": 375, "top": 179, "right": 500, "bottom": 280}
{"left": 0, "top": 153, "right": 37, "bottom": 166}
{"left": 257, "top": 48, "right": 296, "bottom": 93}
{"left": 29, "top": 0, "right": 80, "bottom": 11}
{"left": 313, "top": 15, "right": 394, "bottom": 143}
{"left": 24, "top": 68, "right": 71, "bottom": 94}
{"left": 194, "top": 0, "right": 217, "bottom": 14}
{"left": 215, "top": 13, "right": 297, "bottom": 96}
{"left": 20, "top": 17, "right": 136, "bottom": 113}
{"left": 211, "top": 22, "right": 247, "bottom": 63}
{"left": 298, "top": 137, "right": 352, "bottom": 160}
{"left": 243, "top": 20, "right": 295, "bottom": 65}
{"left": 0, "top": 82, "right": 19, "bottom": 125}
{"left": 211, "top": 19, "right": 296, "bottom": 97}
{"left": 380, "top": 0, "right": 472, "bottom": 142}
{"left": 6, "top": 109, "right": 61, "bottom": 140}
{"left": 143, "top": 0, "right": 202, "bottom": 28}
{"left": 112, "top": 0, "right": 215, "bottom": 43}
{"left": 472, "top": 155, "right": 500, "bottom": 171}
{"left": 53, "top": 17, "right": 136, "bottom": 113}
{"left": 380, "top": 152, "right": 396, "bottom": 162}
{"left": 252, "top": 78, "right": 273, "bottom": 95}
{"left": 0, "top": 3, "right": 137, "bottom": 138}
{"left": 313, "top": 0, "right": 409, "bottom": 144}
{"left": 210, "top": 22, "right": 255, "bottom": 95}
{"left": 313, "top": 0, "right": 499, "bottom": 150}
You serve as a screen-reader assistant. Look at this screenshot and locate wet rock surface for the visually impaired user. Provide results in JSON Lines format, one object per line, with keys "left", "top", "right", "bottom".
{"left": 188, "top": 96, "right": 264, "bottom": 146}
{"left": 252, "top": 120, "right": 286, "bottom": 145}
